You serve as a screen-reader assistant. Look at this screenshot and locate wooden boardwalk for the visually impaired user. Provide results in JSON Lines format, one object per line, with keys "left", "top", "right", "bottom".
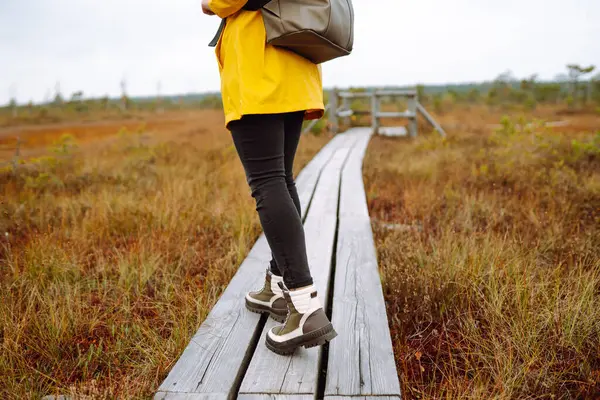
{"left": 155, "top": 128, "right": 401, "bottom": 400}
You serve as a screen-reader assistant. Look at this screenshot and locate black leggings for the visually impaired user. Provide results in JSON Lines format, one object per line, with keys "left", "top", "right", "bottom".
{"left": 228, "top": 112, "right": 314, "bottom": 289}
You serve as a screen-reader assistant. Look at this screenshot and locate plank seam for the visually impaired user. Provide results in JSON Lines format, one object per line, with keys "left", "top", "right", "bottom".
{"left": 316, "top": 132, "right": 362, "bottom": 400}
{"left": 228, "top": 314, "right": 269, "bottom": 400}
{"left": 325, "top": 129, "right": 402, "bottom": 399}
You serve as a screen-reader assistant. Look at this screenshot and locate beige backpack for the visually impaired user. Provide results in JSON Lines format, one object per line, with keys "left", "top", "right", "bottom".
{"left": 209, "top": 0, "right": 354, "bottom": 64}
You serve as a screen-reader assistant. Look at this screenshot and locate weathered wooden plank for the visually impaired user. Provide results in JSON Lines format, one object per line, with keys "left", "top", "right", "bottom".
{"left": 325, "top": 129, "right": 401, "bottom": 399}
{"left": 338, "top": 91, "right": 372, "bottom": 99}
{"left": 374, "top": 111, "right": 415, "bottom": 119}
{"left": 239, "top": 131, "right": 362, "bottom": 396}
{"left": 295, "top": 133, "right": 355, "bottom": 215}
{"left": 238, "top": 395, "right": 313, "bottom": 400}
{"left": 156, "top": 132, "right": 356, "bottom": 399}
{"left": 337, "top": 108, "right": 354, "bottom": 118}
{"left": 324, "top": 217, "right": 400, "bottom": 398}
{"left": 338, "top": 90, "right": 416, "bottom": 99}
{"left": 154, "top": 393, "right": 231, "bottom": 400}
{"left": 155, "top": 254, "right": 266, "bottom": 399}
{"left": 374, "top": 89, "right": 416, "bottom": 97}
{"left": 378, "top": 127, "right": 407, "bottom": 137}
{"left": 338, "top": 128, "right": 372, "bottom": 220}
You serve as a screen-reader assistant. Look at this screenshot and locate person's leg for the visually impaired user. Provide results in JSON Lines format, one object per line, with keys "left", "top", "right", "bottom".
{"left": 231, "top": 113, "right": 336, "bottom": 354}
{"left": 229, "top": 113, "right": 313, "bottom": 290}
{"left": 269, "top": 111, "right": 305, "bottom": 278}
{"left": 282, "top": 111, "right": 305, "bottom": 217}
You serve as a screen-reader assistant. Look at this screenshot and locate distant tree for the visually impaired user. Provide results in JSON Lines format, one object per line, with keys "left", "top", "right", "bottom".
{"left": 495, "top": 70, "right": 517, "bottom": 84}
{"left": 70, "top": 91, "right": 84, "bottom": 102}
{"left": 53, "top": 93, "right": 64, "bottom": 106}
{"left": 592, "top": 73, "right": 600, "bottom": 106}
{"left": 534, "top": 83, "right": 562, "bottom": 103}
{"left": 100, "top": 95, "right": 110, "bottom": 111}
{"left": 566, "top": 64, "right": 595, "bottom": 106}
{"left": 9, "top": 98, "right": 17, "bottom": 118}
{"left": 54, "top": 81, "right": 64, "bottom": 107}
{"left": 120, "top": 78, "right": 130, "bottom": 111}
{"left": 567, "top": 64, "right": 595, "bottom": 82}
{"left": 69, "top": 91, "right": 87, "bottom": 112}
{"left": 520, "top": 74, "right": 538, "bottom": 91}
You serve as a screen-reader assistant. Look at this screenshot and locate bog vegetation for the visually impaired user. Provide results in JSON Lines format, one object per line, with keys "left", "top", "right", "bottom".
{"left": 1, "top": 65, "right": 599, "bottom": 399}
{"left": 365, "top": 116, "right": 599, "bottom": 399}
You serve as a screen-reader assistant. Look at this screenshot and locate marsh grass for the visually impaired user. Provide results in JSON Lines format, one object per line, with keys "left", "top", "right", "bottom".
{"left": 0, "top": 120, "right": 331, "bottom": 399}
{"left": 2, "top": 105, "right": 599, "bottom": 399}
{"left": 364, "top": 115, "right": 600, "bottom": 399}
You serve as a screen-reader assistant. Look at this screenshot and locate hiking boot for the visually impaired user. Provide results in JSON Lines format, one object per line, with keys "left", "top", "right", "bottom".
{"left": 245, "top": 268, "right": 287, "bottom": 322}
{"left": 266, "top": 283, "right": 337, "bottom": 355}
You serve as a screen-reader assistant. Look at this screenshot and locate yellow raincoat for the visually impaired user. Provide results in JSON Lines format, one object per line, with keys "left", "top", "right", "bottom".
{"left": 208, "top": 0, "right": 325, "bottom": 127}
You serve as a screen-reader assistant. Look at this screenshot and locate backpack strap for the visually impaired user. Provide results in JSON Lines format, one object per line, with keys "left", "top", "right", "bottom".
{"left": 208, "top": 0, "right": 272, "bottom": 47}
{"left": 243, "top": 0, "right": 272, "bottom": 10}
{"left": 208, "top": 18, "right": 226, "bottom": 47}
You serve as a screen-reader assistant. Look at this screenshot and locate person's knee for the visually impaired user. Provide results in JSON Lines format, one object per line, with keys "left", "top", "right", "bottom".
{"left": 249, "top": 175, "right": 287, "bottom": 205}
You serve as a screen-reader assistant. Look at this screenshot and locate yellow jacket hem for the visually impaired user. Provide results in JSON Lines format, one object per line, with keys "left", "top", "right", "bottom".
{"left": 225, "top": 102, "right": 325, "bottom": 127}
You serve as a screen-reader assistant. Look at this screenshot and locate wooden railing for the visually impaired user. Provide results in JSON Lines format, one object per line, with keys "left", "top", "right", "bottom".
{"left": 305, "top": 89, "right": 447, "bottom": 137}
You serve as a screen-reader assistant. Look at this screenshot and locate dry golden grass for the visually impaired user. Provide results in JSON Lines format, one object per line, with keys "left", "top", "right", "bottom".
{"left": 0, "top": 110, "right": 332, "bottom": 399}
{"left": 364, "top": 106, "right": 600, "bottom": 399}
{"left": 2, "top": 104, "right": 599, "bottom": 399}
{"left": 0, "top": 110, "right": 220, "bottom": 161}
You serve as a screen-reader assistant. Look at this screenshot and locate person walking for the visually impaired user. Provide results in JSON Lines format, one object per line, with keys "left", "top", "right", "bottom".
{"left": 201, "top": 0, "right": 337, "bottom": 355}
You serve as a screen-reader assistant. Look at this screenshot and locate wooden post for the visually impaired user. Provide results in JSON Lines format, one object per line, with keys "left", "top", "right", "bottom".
{"left": 341, "top": 96, "right": 350, "bottom": 127}
{"left": 330, "top": 88, "right": 339, "bottom": 134}
{"left": 416, "top": 102, "right": 447, "bottom": 137}
{"left": 407, "top": 93, "right": 418, "bottom": 137}
{"left": 371, "top": 92, "right": 379, "bottom": 134}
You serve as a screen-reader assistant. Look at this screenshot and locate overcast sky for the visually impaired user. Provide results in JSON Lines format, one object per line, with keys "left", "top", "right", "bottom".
{"left": 1, "top": 0, "right": 599, "bottom": 104}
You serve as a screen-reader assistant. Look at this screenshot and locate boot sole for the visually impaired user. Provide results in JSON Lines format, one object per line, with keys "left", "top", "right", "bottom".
{"left": 245, "top": 298, "right": 287, "bottom": 323}
{"left": 265, "top": 323, "right": 338, "bottom": 355}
